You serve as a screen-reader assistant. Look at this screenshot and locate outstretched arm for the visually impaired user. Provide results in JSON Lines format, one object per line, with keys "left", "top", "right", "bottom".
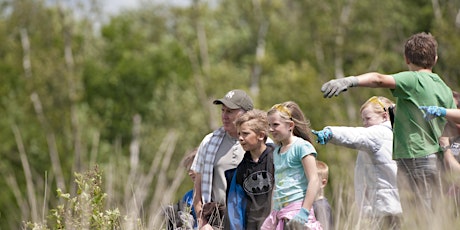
{"left": 445, "top": 109, "right": 460, "bottom": 123}
{"left": 419, "top": 106, "right": 460, "bottom": 123}
{"left": 354, "top": 72, "right": 396, "bottom": 88}
{"left": 321, "top": 72, "right": 395, "bottom": 98}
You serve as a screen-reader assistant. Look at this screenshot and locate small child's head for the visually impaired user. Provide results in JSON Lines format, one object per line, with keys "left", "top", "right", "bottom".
{"left": 404, "top": 32, "right": 438, "bottom": 69}
{"left": 234, "top": 109, "right": 269, "bottom": 152}
{"left": 360, "top": 96, "right": 395, "bottom": 127}
{"left": 181, "top": 148, "right": 198, "bottom": 182}
{"left": 267, "top": 101, "right": 312, "bottom": 144}
{"left": 316, "top": 160, "right": 329, "bottom": 188}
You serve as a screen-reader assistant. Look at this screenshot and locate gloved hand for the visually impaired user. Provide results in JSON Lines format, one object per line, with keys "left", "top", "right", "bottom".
{"left": 312, "top": 128, "right": 332, "bottom": 145}
{"left": 419, "top": 106, "right": 447, "bottom": 121}
{"left": 321, "top": 76, "right": 359, "bottom": 98}
{"left": 286, "top": 207, "right": 310, "bottom": 229}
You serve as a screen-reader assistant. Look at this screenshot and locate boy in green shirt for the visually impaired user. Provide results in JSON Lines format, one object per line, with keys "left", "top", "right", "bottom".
{"left": 320, "top": 32, "right": 456, "bottom": 220}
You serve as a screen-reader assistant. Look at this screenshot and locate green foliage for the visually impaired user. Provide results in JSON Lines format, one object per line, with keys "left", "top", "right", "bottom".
{"left": 24, "top": 166, "right": 128, "bottom": 230}
{"left": 86, "top": 9, "right": 195, "bottom": 142}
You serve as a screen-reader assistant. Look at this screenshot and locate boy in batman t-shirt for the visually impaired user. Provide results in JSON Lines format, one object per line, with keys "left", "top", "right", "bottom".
{"left": 226, "top": 109, "right": 275, "bottom": 229}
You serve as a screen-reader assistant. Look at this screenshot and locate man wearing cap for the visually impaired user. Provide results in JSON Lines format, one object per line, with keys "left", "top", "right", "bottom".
{"left": 191, "top": 89, "right": 253, "bottom": 229}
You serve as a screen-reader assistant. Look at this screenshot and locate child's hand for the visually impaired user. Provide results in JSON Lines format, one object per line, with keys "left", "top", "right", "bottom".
{"left": 286, "top": 207, "right": 310, "bottom": 229}
{"left": 321, "top": 76, "right": 358, "bottom": 98}
{"left": 312, "top": 128, "right": 332, "bottom": 145}
{"left": 419, "top": 106, "right": 447, "bottom": 121}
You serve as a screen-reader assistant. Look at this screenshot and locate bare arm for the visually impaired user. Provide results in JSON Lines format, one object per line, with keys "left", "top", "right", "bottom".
{"left": 445, "top": 109, "right": 460, "bottom": 124}
{"left": 440, "top": 136, "right": 460, "bottom": 173}
{"left": 355, "top": 72, "right": 396, "bottom": 89}
{"left": 444, "top": 149, "right": 460, "bottom": 173}
{"left": 321, "top": 72, "right": 395, "bottom": 98}
{"left": 440, "top": 123, "right": 460, "bottom": 173}
{"left": 301, "top": 154, "right": 320, "bottom": 211}
{"left": 192, "top": 173, "right": 203, "bottom": 225}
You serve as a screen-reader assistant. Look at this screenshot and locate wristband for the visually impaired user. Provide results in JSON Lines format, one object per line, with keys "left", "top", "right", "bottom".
{"left": 441, "top": 145, "right": 450, "bottom": 151}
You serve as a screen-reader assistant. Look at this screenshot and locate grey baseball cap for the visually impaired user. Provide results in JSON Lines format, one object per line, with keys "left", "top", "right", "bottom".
{"left": 213, "top": 89, "right": 254, "bottom": 111}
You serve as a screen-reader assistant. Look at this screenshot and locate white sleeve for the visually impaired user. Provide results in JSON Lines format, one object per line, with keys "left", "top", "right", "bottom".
{"left": 328, "top": 125, "right": 389, "bottom": 152}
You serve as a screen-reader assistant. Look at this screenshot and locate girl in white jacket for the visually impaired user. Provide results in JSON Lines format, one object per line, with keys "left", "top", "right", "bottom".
{"left": 313, "top": 96, "right": 402, "bottom": 229}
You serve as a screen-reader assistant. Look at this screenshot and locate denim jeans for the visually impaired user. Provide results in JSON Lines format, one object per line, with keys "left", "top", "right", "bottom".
{"left": 396, "top": 154, "right": 441, "bottom": 215}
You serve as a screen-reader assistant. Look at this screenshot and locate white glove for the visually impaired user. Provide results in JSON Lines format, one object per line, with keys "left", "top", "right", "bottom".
{"left": 321, "top": 76, "right": 358, "bottom": 98}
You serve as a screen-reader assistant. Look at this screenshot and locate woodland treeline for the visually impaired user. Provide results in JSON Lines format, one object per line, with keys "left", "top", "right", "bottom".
{"left": 0, "top": 0, "right": 459, "bottom": 229}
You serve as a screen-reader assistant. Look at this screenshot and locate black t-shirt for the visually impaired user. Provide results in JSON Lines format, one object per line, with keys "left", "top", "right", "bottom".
{"left": 235, "top": 143, "right": 275, "bottom": 229}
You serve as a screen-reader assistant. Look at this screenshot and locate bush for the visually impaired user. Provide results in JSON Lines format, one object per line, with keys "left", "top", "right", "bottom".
{"left": 23, "top": 166, "right": 137, "bottom": 230}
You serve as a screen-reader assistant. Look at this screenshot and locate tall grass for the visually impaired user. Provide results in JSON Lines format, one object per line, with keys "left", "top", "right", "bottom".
{"left": 22, "top": 157, "right": 460, "bottom": 230}
{"left": 17, "top": 129, "right": 460, "bottom": 230}
{"left": 327, "top": 156, "right": 460, "bottom": 230}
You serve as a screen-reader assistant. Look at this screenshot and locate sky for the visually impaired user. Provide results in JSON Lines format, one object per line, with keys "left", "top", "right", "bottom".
{"left": 103, "top": 0, "right": 191, "bottom": 14}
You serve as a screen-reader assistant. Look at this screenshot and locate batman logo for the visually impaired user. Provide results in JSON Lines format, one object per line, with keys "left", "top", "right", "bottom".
{"left": 243, "top": 170, "right": 274, "bottom": 195}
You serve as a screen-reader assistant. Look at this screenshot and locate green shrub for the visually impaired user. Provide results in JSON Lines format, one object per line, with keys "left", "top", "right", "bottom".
{"left": 23, "top": 166, "right": 138, "bottom": 230}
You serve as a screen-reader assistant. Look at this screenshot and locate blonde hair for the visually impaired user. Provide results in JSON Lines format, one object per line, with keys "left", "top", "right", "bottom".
{"left": 360, "top": 96, "right": 395, "bottom": 116}
{"left": 316, "top": 160, "right": 329, "bottom": 181}
{"left": 234, "top": 109, "right": 269, "bottom": 141}
{"left": 267, "top": 101, "right": 312, "bottom": 143}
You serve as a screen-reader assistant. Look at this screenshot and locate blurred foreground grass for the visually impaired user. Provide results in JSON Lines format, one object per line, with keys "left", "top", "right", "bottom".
{"left": 23, "top": 160, "right": 460, "bottom": 230}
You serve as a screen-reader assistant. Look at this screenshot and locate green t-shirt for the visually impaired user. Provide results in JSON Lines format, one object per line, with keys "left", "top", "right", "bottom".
{"left": 391, "top": 71, "right": 455, "bottom": 159}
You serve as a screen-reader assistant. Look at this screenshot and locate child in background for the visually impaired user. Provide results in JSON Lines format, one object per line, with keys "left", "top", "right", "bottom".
{"left": 164, "top": 148, "right": 198, "bottom": 230}
{"left": 180, "top": 148, "right": 198, "bottom": 227}
{"left": 261, "top": 101, "right": 322, "bottom": 230}
{"left": 227, "top": 109, "right": 275, "bottom": 229}
{"left": 313, "top": 161, "right": 333, "bottom": 230}
{"left": 312, "top": 96, "right": 402, "bottom": 229}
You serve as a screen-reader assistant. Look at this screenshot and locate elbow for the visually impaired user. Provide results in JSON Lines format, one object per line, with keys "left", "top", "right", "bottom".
{"left": 372, "top": 74, "right": 386, "bottom": 87}
{"left": 365, "top": 72, "right": 393, "bottom": 88}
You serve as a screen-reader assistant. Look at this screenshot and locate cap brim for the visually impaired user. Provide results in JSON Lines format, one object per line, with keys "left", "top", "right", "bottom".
{"left": 213, "top": 99, "right": 240, "bottom": 109}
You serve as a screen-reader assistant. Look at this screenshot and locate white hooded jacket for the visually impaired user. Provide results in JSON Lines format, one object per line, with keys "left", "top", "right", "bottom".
{"left": 327, "top": 121, "right": 402, "bottom": 217}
